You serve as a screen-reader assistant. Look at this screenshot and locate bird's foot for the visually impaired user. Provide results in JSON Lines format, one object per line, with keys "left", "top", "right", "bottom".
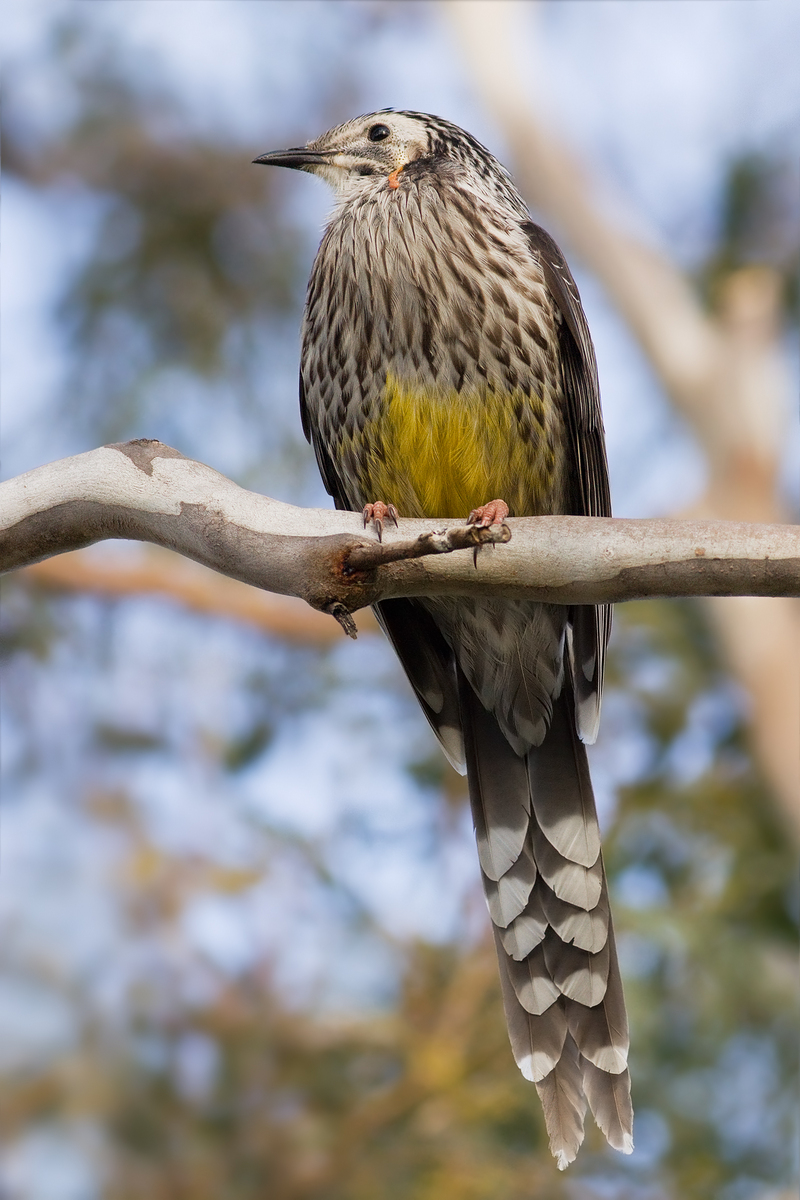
{"left": 467, "top": 499, "right": 509, "bottom": 566}
{"left": 467, "top": 498, "right": 509, "bottom": 528}
{"left": 362, "top": 500, "right": 398, "bottom": 543}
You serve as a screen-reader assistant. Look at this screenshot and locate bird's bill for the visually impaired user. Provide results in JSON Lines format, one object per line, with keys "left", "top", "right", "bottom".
{"left": 253, "top": 147, "right": 333, "bottom": 170}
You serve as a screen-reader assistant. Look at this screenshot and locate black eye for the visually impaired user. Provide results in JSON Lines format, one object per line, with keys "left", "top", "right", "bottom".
{"left": 368, "top": 123, "right": 390, "bottom": 143}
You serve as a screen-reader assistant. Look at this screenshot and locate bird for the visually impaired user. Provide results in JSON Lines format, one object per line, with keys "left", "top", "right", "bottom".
{"left": 255, "top": 110, "right": 632, "bottom": 1168}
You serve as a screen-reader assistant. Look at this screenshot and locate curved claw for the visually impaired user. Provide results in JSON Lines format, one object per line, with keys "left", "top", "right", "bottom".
{"left": 362, "top": 501, "right": 399, "bottom": 543}
{"left": 467, "top": 498, "right": 510, "bottom": 528}
{"left": 468, "top": 498, "right": 510, "bottom": 567}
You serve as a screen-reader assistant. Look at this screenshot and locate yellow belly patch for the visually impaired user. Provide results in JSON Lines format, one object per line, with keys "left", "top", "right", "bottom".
{"left": 351, "top": 373, "right": 560, "bottom": 519}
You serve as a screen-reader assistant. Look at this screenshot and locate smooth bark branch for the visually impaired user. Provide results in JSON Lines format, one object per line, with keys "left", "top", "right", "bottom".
{"left": 2, "top": 443, "right": 798, "bottom": 631}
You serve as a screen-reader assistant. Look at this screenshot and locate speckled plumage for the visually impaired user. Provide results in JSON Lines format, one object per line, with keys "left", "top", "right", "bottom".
{"left": 256, "top": 110, "right": 631, "bottom": 1167}
{"left": 301, "top": 144, "right": 565, "bottom": 520}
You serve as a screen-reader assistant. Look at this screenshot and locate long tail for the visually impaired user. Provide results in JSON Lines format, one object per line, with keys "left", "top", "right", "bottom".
{"left": 460, "top": 672, "right": 633, "bottom": 1169}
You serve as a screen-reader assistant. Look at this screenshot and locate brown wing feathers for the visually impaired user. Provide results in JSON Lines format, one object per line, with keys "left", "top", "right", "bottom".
{"left": 374, "top": 598, "right": 465, "bottom": 772}
{"left": 523, "top": 221, "right": 612, "bottom": 748}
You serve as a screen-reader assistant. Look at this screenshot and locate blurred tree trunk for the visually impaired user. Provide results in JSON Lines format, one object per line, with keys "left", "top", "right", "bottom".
{"left": 444, "top": 0, "right": 799, "bottom": 839}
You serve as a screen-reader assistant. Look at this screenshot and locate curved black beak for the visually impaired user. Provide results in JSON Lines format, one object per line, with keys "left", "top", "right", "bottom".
{"left": 253, "top": 147, "right": 332, "bottom": 170}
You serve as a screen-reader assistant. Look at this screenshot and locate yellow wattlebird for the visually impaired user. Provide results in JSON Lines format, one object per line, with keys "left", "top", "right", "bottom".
{"left": 256, "top": 110, "right": 630, "bottom": 1168}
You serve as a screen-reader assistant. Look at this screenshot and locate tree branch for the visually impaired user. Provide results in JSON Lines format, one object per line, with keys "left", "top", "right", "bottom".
{"left": 2, "top": 443, "right": 798, "bottom": 637}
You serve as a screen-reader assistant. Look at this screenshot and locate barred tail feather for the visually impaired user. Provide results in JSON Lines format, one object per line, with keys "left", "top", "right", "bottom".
{"left": 495, "top": 943, "right": 568, "bottom": 1082}
{"left": 535, "top": 1032, "right": 588, "bottom": 1169}
{"left": 580, "top": 1056, "right": 634, "bottom": 1155}
{"left": 565, "top": 920, "right": 629, "bottom": 1075}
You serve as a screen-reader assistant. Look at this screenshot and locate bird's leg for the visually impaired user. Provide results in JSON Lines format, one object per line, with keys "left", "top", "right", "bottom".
{"left": 467, "top": 499, "right": 510, "bottom": 566}
{"left": 467, "top": 499, "right": 509, "bottom": 528}
{"left": 362, "top": 500, "right": 399, "bottom": 543}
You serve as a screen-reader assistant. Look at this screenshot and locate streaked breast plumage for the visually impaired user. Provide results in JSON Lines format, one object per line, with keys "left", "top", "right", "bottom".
{"left": 301, "top": 162, "right": 567, "bottom": 519}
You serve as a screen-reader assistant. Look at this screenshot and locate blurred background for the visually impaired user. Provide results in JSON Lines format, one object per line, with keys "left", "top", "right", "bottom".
{"left": 1, "top": 2, "right": 798, "bottom": 1197}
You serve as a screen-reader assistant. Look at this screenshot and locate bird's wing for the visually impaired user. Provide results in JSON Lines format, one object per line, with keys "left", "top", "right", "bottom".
{"left": 523, "top": 222, "right": 612, "bottom": 744}
{"left": 299, "top": 369, "right": 347, "bottom": 508}
{"left": 373, "top": 599, "right": 465, "bottom": 773}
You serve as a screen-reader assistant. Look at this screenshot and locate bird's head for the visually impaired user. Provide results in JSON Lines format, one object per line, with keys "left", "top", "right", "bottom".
{"left": 254, "top": 111, "right": 432, "bottom": 200}
{"left": 254, "top": 110, "right": 525, "bottom": 211}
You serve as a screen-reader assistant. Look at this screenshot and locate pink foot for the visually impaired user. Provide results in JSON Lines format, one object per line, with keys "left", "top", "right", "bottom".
{"left": 467, "top": 498, "right": 509, "bottom": 528}
{"left": 362, "top": 500, "right": 398, "bottom": 542}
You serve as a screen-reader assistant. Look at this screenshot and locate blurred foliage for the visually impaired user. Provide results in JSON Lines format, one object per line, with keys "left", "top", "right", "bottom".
{"left": 605, "top": 603, "right": 797, "bottom": 1197}
{"left": 2, "top": 599, "right": 795, "bottom": 1199}
{"left": 699, "top": 153, "right": 800, "bottom": 320}
{"left": 1, "top": 11, "right": 797, "bottom": 1200}
{"left": 3, "top": 15, "right": 310, "bottom": 484}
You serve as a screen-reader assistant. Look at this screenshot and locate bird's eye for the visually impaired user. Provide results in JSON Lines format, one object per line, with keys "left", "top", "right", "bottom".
{"left": 368, "top": 123, "right": 391, "bottom": 143}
